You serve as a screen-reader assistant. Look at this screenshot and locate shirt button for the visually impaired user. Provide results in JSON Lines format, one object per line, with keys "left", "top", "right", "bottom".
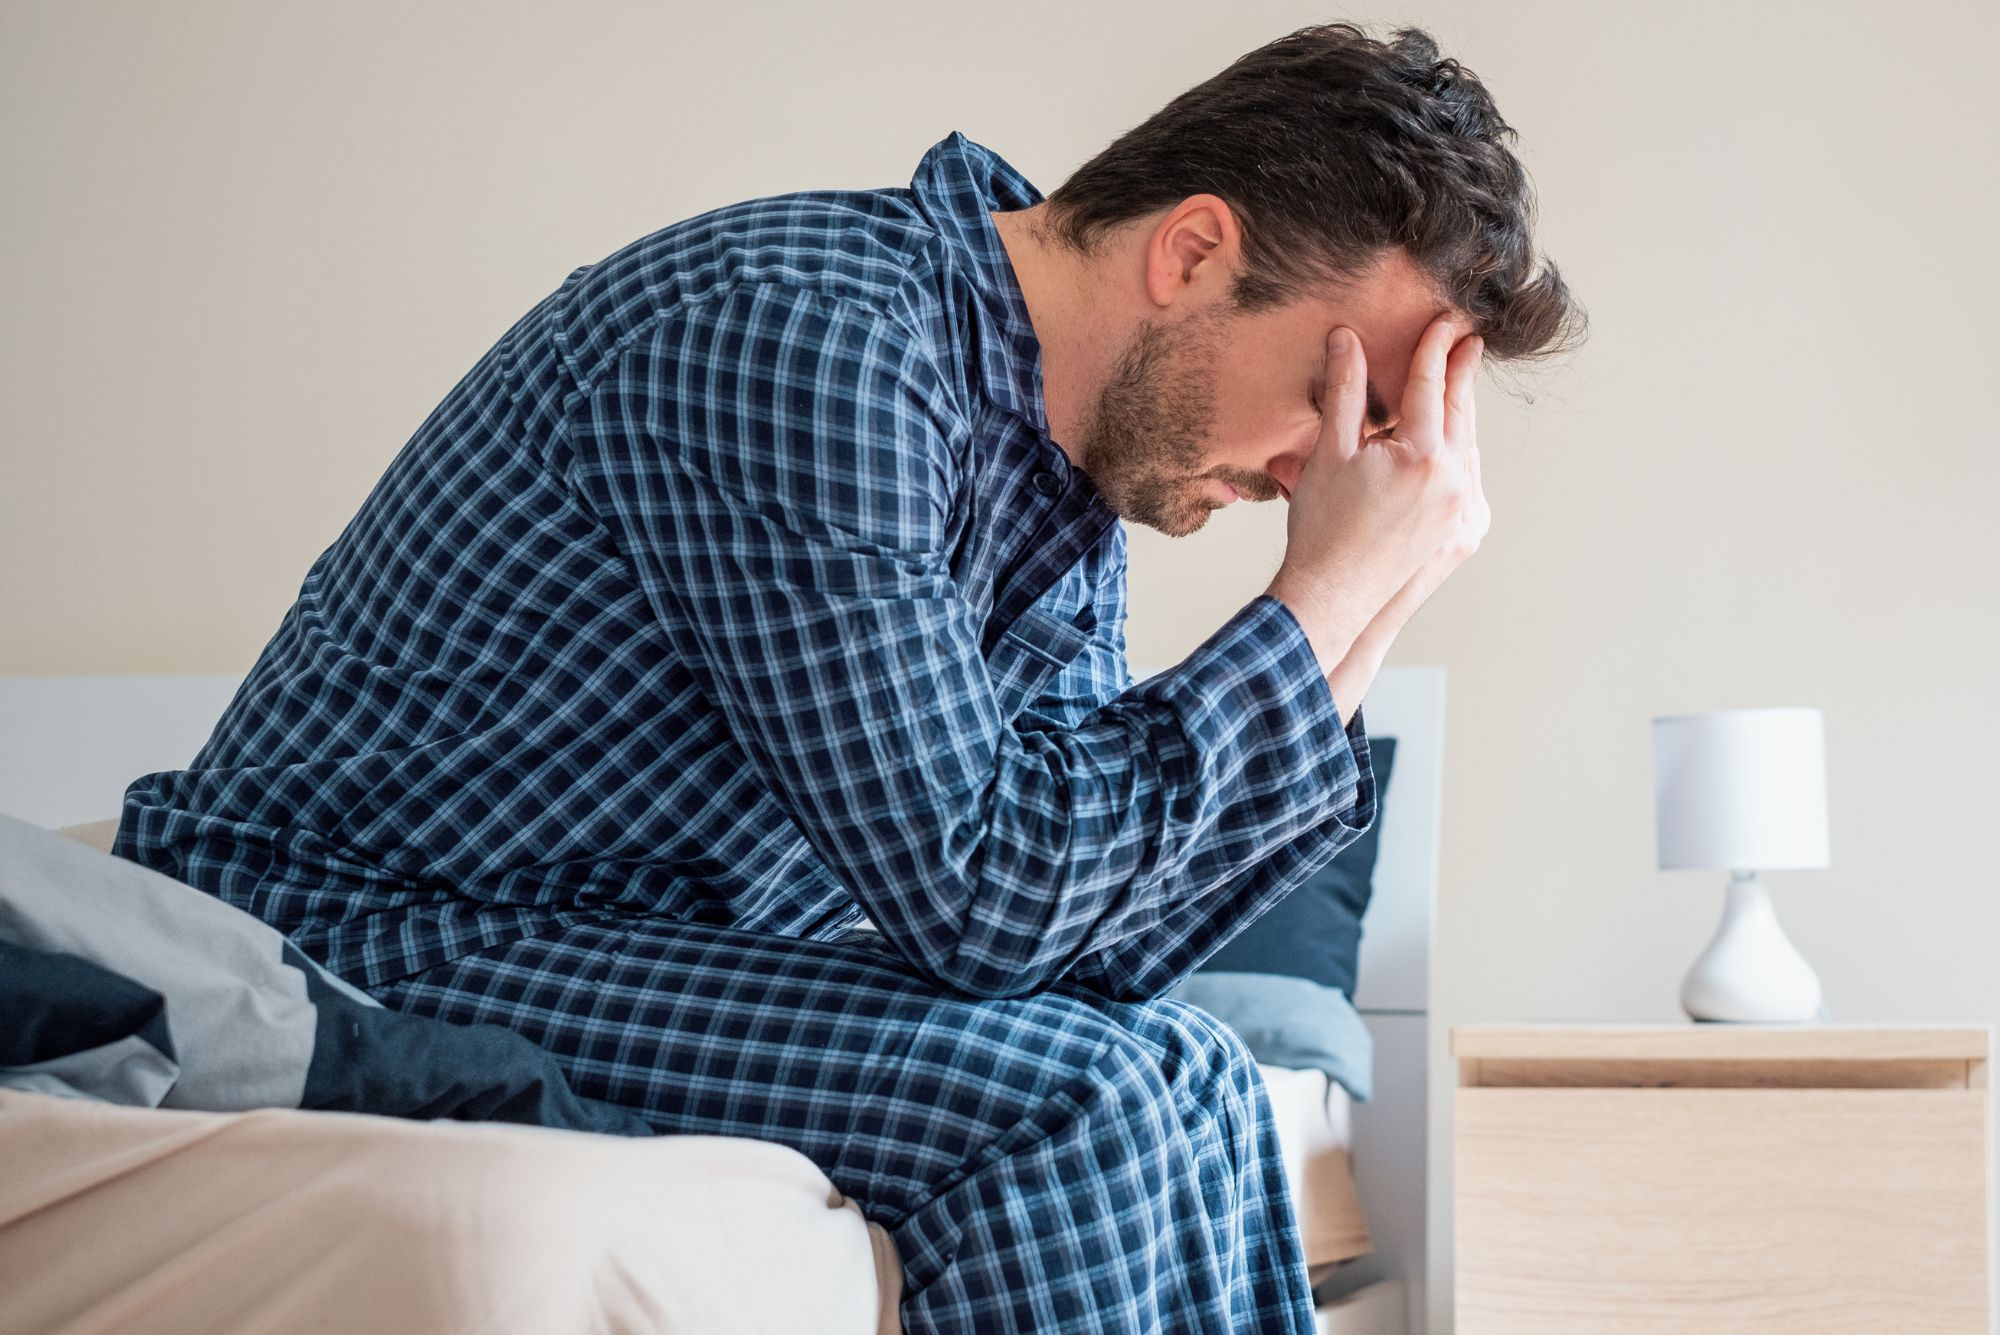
{"left": 1031, "top": 470, "right": 1061, "bottom": 497}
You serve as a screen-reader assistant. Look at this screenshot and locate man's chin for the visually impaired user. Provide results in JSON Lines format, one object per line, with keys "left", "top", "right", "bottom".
{"left": 1128, "top": 504, "right": 1213, "bottom": 538}
{"left": 1093, "top": 475, "right": 1217, "bottom": 537}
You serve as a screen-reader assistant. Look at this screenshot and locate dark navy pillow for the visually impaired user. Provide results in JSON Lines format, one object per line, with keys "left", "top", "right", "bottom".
{"left": 1199, "top": 735, "right": 1396, "bottom": 998}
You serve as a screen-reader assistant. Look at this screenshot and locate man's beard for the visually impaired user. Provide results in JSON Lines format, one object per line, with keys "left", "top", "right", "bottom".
{"left": 1074, "top": 311, "right": 1230, "bottom": 537}
{"left": 1072, "top": 313, "right": 1224, "bottom": 535}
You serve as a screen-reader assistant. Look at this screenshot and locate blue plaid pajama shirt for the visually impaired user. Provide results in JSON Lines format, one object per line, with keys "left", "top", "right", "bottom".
{"left": 118, "top": 131, "right": 1376, "bottom": 1332}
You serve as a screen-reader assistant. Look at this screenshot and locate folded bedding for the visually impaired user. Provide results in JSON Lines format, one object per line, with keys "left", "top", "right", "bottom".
{"left": 1257, "top": 1062, "right": 1370, "bottom": 1270}
{"left": 0, "top": 812, "right": 647, "bottom": 1133}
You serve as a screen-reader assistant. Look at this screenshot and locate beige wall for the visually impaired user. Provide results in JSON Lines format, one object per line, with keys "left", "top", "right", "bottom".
{"left": 7, "top": 0, "right": 1996, "bottom": 1323}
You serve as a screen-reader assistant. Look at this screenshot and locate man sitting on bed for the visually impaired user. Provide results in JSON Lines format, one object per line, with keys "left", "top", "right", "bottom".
{"left": 115, "top": 21, "right": 1577, "bottom": 1334}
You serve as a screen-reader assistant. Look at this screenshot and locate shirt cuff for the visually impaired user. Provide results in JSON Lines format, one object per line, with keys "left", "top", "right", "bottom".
{"left": 1333, "top": 696, "right": 1379, "bottom": 841}
{"left": 1139, "top": 592, "right": 1377, "bottom": 844}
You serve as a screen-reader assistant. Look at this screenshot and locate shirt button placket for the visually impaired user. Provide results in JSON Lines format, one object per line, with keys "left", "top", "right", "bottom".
{"left": 1030, "top": 470, "right": 1061, "bottom": 498}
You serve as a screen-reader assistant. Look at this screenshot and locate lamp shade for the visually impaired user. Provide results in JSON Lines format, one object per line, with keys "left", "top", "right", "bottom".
{"left": 1651, "top": 707, "right": 1829, "bottom": 871}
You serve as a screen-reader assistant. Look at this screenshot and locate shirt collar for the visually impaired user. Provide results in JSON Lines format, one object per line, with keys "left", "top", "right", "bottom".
{"left": 909, "top": 132, "right": 1051, "bottom": 437}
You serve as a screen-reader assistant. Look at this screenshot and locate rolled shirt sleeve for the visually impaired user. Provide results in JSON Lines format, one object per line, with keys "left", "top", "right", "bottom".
{"left": 567, "top": 282, "right": 1375, "bottom": 999}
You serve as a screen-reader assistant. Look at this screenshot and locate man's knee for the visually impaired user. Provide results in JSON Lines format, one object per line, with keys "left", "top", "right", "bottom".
{"left": 1099, "top": 995, "right": 1269, "bottom": 1126}
{"left": 1019, "top": 991, "right": 1260, "bottom": 1113}
{"left": 948, "top": 990, "right": 1194, "bottom": 1127}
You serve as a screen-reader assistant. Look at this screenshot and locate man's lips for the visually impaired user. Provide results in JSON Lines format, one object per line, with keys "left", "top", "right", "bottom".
{"left": 1205, "top": 476, "right": 1287, "bottom": 503}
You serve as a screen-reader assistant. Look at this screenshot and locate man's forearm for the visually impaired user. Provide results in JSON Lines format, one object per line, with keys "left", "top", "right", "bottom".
{"left": 1322, "top": 558, "right": 1448, "bottom": 724}
{"left": 1325, "top": 628, "right": 1390, "bottom": 728}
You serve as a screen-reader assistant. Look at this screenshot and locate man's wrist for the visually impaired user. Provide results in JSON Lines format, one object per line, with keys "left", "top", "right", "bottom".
{"left": 1354, "top": 565, "right": 1441, "bottom": 651}
{"left": 1263, "top": 571, "right": 1373, "bottom": 676}
{"left": 1320, "top": 562, "right": 1450, "bottom": 720}
{"left": 1324, "top": 632, "right": 1388, "bottom": 727}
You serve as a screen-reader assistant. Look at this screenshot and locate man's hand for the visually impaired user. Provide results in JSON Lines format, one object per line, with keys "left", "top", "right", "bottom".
{"left": 1324, "top": 440, "right": 1490, "bottom": 724}
{"left": 1358, "top": 363, "right": 1491, "bottom": 634}
{"left": 1266, "top": 314, "right": 1485, "bottom": 676}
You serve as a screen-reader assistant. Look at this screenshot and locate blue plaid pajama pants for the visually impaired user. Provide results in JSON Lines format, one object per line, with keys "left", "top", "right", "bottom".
{"left": 365, "top": 914, "right": 1317, "bottom": 1333}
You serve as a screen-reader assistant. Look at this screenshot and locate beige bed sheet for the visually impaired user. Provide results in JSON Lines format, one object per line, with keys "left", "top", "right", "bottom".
{"left": 0, "top": 1089, "right": 900, "bottom": 1335}
{"left": 0, "top": 1064, "right": 1365, "bottom": 1335}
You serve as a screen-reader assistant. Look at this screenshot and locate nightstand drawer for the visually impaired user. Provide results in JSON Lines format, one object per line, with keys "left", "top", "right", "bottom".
{"left": 1455, "top": 1086, "right": 1988, "bottom": 1334}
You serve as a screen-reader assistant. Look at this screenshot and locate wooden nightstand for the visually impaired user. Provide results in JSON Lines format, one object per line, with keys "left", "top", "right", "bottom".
{"left": 1451, "top": 1023, "right": 1992, "bottom": 1334}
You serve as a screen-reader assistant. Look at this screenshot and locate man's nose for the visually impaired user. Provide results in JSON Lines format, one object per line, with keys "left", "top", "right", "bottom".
{"left": 1268, "top": 452, "right": 1306, "bottom": 500}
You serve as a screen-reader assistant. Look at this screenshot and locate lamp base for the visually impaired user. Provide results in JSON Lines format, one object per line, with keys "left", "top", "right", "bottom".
{"left": 1681, "top": 871, "right": 1823, "bottom": 1023}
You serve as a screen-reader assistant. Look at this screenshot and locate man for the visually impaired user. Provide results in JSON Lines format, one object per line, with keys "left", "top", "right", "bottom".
{"left": 117, "top": 21, "right": 1579, "bottom": 1333}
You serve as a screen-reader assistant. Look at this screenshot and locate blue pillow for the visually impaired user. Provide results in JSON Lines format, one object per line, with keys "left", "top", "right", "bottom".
{"left": 1200, "top": 735, "right": 1397, "bottom": 998}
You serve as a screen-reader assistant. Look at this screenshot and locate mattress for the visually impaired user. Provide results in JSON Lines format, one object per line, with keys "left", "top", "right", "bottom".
{"left": 1257, "top": 1062, "right": 1371, "bottom": 1271}
{"left": 1, "top": 1069, "right": 1363, "bottom": 1335}
{"left": 0, "top": 1087, "right": 898, "bottom": 1335}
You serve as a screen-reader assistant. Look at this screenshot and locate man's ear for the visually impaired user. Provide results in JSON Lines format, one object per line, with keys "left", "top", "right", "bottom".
{"left": 1143, "top": 194, "right": 1241, "bottom": 311}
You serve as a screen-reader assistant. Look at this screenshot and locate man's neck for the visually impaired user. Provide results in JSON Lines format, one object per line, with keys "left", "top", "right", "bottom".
{"left": 990, "top": 205, "right": 1124, "bottom": 470}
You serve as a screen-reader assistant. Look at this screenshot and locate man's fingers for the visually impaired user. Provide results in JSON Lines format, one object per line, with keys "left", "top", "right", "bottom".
{"left": 1395, "top": 314, "right": 1466, "bottom": 443}
{"left": 1443, "top": 333, "right": 1483, "bottom": 447}
{"left": 1319, "top": 326, "right": 1369, "bottom": 461}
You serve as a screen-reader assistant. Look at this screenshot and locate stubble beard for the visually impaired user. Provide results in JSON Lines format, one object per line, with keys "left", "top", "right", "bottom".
{"left": 1074, "top": 312, "right": 1226, "bottom": 538}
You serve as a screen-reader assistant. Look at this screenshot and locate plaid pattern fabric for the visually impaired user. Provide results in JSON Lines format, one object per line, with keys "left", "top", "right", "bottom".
{"left": 116, "top": 131, "right": 1378, "bottom": 1331}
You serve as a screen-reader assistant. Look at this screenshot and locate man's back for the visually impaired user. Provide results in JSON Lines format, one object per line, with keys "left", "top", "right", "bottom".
{"left": 114, "top": 133, "right": 1146, "bottom": 993}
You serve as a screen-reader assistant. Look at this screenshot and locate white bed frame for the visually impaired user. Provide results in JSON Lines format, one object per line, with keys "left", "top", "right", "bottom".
{"left": 1328, "top": 667, "right": 1444, "bottom": 1334}
{"left": 1126, "top": 664, "right": 1444, "bottom": 1335}
{"left": 0, "top": 666, "right": 1445, "bottom": 1335}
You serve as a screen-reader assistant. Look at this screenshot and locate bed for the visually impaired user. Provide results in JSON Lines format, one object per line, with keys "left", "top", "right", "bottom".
{"left": 0, "top": 668, "right": 1443, "bottom": 1334}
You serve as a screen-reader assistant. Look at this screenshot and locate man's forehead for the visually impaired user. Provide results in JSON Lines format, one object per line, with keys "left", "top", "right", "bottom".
{"left": 1302, "top": 262, "right": 1463, "bottom": 420}
{"left": 1276, "top": 322, "right": 1427, "bottom": 430}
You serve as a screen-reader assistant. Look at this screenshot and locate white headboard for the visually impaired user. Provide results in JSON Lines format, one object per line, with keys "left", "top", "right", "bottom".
{"left": 1335, "top": 667, "right": 1444, "bottom": 1335}
{"left": 1130, "top": 662, "right": 1444, "bottom": 1334}
{"left": 0, "top": 675, "right": 246, "bottom": 828}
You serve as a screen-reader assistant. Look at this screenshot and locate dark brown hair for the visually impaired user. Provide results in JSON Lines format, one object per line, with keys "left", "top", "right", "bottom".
{"left": 1043, "top": 23, "right": 1584, "bottom": 363}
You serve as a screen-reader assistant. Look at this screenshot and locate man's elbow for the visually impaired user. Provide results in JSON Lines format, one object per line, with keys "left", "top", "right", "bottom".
{"left": 945, "top": 955, "right": 1177, "bottom": 1005}
{"left": 1046, "top": 952, "right": 1181, "bottom": 1006}
{"left": 917, "top": 949, "right": 1058, "bottom": 1001}
{"left": 888, "top": 928, "right": 1078, "bottom": 1001}
{"left": 868, "top": 888, "right": 1094, "bottom": 1000}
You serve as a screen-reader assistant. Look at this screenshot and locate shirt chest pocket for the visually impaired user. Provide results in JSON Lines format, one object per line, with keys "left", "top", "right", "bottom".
{"left": 984, "top": 603, "right": 1096, "bottom": 722}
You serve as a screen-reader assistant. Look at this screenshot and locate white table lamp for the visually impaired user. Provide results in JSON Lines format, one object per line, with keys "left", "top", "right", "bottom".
{"left": 1651, "top": 707, "right": 1830, "bottom": 1022}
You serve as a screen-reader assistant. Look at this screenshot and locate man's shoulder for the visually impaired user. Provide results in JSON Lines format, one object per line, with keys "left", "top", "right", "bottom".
{"left": 558, "top": 184, "right": 958, "bottom": 379}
